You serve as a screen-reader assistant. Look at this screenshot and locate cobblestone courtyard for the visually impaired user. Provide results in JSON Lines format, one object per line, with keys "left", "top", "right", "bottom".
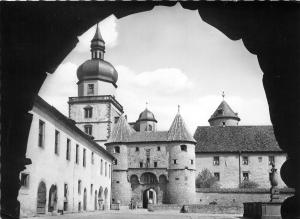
{"left": 24, "top": 210, "right": 244, "bottom": 219}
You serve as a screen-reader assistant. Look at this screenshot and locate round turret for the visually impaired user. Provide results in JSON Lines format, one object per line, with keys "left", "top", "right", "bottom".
{"left": 136, "top": 108, "right": 157, "bottom": 132}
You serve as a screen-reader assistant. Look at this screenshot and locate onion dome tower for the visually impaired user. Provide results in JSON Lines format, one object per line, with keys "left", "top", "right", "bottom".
{"left": 167, "top": 106, "right": 196, "bottom": 204}
{"left": 68, "top": 24, "right": 123, "bottom": 146}
{"left": 208, "top": 92, "right": 240, "bottom": 127}
{"left": 136, "top": 104, "right": 157, "bottom": 132}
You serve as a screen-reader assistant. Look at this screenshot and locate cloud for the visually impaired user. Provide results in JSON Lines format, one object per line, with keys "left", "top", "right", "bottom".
{"left": 75, "top": 15, "right": 118, "bottom": 53}
{"left": 38, "top": 62, "right": 78, "bottom": 116}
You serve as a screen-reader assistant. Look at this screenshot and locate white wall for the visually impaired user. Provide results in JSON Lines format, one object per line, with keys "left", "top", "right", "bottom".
{"left": 18, "top": 105, "right": 112, "bottom": 217}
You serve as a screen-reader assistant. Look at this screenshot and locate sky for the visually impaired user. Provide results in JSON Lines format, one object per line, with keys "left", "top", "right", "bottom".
{"left": 39, "top": 4, "right": 271, "bottom": 134}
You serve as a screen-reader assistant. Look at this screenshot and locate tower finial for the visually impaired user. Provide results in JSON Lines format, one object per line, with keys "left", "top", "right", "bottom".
{"left": 146, "top": 102, "right": 148, "bottom": 109}
{"left": 177, "top": 105, "right": 180, "bottom": 114}
{"left": 222, "top": 91, "right": 225, "bottom": 100}
{"left": 91, "top": 23, "right": 105, "bottom": 59}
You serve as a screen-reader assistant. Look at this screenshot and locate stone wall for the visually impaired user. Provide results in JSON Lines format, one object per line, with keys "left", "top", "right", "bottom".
{"left": 196, "top": 153, "right": 286, "bottom": 188}
{"left": 111, "top": 170, "right": 131, "bottom": 206}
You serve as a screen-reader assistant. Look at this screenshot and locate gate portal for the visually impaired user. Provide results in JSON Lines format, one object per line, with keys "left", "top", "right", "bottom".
{"left": 36, "top": 182, "right": 47, "bottom": 214}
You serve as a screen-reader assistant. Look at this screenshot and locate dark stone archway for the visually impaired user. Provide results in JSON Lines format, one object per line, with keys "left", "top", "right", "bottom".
{"left": 1, "top": 2, "right": 299, "bottom": 218}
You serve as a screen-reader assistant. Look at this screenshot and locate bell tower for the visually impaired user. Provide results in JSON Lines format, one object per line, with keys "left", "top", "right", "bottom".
{"left": 68, "top": 24, "right": 123, "bottom": 147}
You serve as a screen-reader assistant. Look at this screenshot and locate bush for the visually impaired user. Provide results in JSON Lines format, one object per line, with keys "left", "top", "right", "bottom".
{"left": 196, "top": 169, "right": 220, "bottom": 188}
{"left": 239, "top": 180, "right": 259, "bottom": 189}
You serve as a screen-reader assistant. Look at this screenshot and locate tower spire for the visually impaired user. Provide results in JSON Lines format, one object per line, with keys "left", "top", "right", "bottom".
{"left": 91, "top": 23, "right": 105, "bottom": 60}
{"left": 177, "top": 105, "right": 180, "bottom": 114}
{"left": 222, "top": 91, "right": 225, "bottom": 100}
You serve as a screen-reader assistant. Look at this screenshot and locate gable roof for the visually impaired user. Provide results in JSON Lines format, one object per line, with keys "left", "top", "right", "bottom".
{"left": 209, "top": 100, "right": 240, "bottom": 122}
{"left": 194, "top": 126, "right": 282, "bottom": 153}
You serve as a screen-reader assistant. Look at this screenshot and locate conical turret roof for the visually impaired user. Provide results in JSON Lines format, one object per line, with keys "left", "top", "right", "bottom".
{"left": 107, "top": 114, "right": 135, "bottom": 143}
{"left": 167, "top": 112, "right": 196, "bottom": 143}
{"left": 208, "top": 100, "right": 240, "bottom": 122}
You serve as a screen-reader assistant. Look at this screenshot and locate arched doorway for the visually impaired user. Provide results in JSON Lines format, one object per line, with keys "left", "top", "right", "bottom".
{"left": 48, "top": 184, "right": 57, "bottom": 212}
{"left": 142, "top": 188, "right": 157, "bottom": 208}
{"left": 104, "top": 188, "right": 108, "bottom": 210}
{"left": 98, "top": 186, "right": 103, "bottom": 210}
{"left": 83, "top": 188, "right": 87, "bottom": 211}
{"left": 36, "top": 181, "right": 47, "bottom": 214}
{"left": 94, "top": 190, "right": 98, "bottom": 210}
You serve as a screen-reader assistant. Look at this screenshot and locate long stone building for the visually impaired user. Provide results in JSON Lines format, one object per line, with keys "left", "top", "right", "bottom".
{"left": 194, "top": 97, "right": 286, "bottom": 188}
{"left": 18, "top": 96, "right": 114, "bottom": 217}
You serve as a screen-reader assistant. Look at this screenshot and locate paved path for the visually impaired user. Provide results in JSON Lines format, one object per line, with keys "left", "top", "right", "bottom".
{"left": 24, "top": 209, "right": 244, "bottom": 219}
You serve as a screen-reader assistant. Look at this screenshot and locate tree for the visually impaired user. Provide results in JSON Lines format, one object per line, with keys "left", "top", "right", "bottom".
{"left": 196, "top": 169, "right": 219, "bottom": 188}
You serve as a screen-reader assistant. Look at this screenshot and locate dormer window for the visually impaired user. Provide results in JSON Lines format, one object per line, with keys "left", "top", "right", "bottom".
{"left": 84, "top": 106, "right": 93, "bottom": 118}
{"left": 87, "top": 84, "right": 94, "bottom": 95}
{"left": 217, "top": 109, "right": 224, "bottom": 115}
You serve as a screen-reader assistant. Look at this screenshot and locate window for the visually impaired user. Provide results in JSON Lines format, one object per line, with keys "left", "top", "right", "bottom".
{"left": 269, "top": 156, "right": 275, "bottom": 165}
{"left": 84, "top": 125, "right": 92, "bottom": 135}
{"left": 75, "top": 144, "right": 79, "bottom": 164}
{"left": 38, "top": 120, "right": 45, "bottom": 147}
{"left": 140, "top": 162, "right": 143, "bottom": 168}
{"left": 154, "top": 162, "right": 157, "bottom": 168}
{"left": 243, "top": 172, "right": 249, "bottom": 181}
{"left": 91, "top": 152, "right": 94, "bottom": 164}
{"left": 214, "top": 172, "right": 220, "bottom": 181}
{"left": 64, "top": 183, "right": 68, "bottom": 198}
{"left": 148, "top": 124, "right": 152, "bottom": 131}
{"left": 83, "top": 149, "right": 86, "bottom": 167}
{"left": 90, "top": 184, "right": 93, "bottom": 195}
{"left": 109, "top": 164, "right": 111, "bottom": 178}
{"left": 66, "top": 139, "right": 71, "bottom": 161}
{"left": 20, "top": 173, "right": 29, "bottom": 188}
{"left": 84, "top": 106, "right": 93, "bottom": 118}
{"left": 157, "top": 146, "right": 160, "bottom": 151}
{"left": 258, "top": 157, "right": 262, "bottom": 162}
{"left": 213, "top": 156, "right": 219, "bottom": 165}
{"left": 105, "top": 162, "right": 107, "bottom": 177}
{"left": 78, "top": 180, "right": 81, "bottom": 194}
{"left": 114, "top": 146, "right": 120, "bottom": 154}
{"left": 54, "top": 130, "right": 60, "bottom": 155}
{"left": 87, "top": 84, "right": 94, "bottom": 95}
{"left": 101, "top": 159, "right": 103, "bottom": 175}
{"left": 135, "top": 147, "right": 139, "bottom": 152}
{"left": 191, "top": 159, "right": 194, "bottom": 165}
{"left": 175, "top": 177, "right": 179, "bottom": 180}
{"left": 114, "top": 117, "right": 119, "bottom": 124}
{"left": 113, "top": 159, "right": 117, "bottom": 165}
{"left": 173, "top": 159, "right": 177, "bottom": 164}
{"left": 180, "top": 145, "right": 187, "bottom": 152}
{"left": 242, "top": 156, "right": 249, "bottom": 165}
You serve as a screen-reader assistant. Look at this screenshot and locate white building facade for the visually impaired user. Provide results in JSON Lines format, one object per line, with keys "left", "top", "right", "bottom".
{"left": 18, "top": 96, "right": 114, "bottom": 217}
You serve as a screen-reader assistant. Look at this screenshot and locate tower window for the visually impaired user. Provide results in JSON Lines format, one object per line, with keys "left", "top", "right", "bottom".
{"left": 114, "top": 117, "right": 120, "bottom": 124}
{"left": 242, "top": 156, "right": 249, "bottom": 165}
{"left": 100, "top": 159, "right": 103, "bottom": 175}
{"left": 148, "top": 124, "right": 152, "bottom": 131}
{"left": 213, "top": 156, "right": 219, "bottom": 165}
{"left": 78, "top": 180, "right": 81, "bottom": 194}
{"left": 105, "top": 162, "right": 107, "bottom": 177}
{"left": 87, "top": 84, "right": 94, "bottom": 95}
{"left": 269, "top": 156, "right": 275, "bottom": 165}
{"left": 135, "top": 147, "right": 139, "bottom": 152}
{"left": 113, "top": 159, "right": 117, "bottom": 165}
{"left": 114, "top": 146, "right": 120, "bottom": 153}
{"left": 84, "top": 125, "right": 92, "bottom": 135}
{"left": 180, "top": 145, "right": 187, "bottom": 152}
{"left": 191, "top": 159, "right": 194, "bottom": 165}
{"left": 154, "top": 162, "right": 157, "bottom": 168}
{"left": 38, "top": 120, "right": 45, "bottom": 147}
{"left": 258, "top": 157, "right": 262, "bottom": 162}
{"left": 157, "top": 146, "right": 160, "bottom": 151}
{"left": 214, "top": 172, "right": 220, "bottom": 181}
{"left": 243, "top": 172, "right": 249, "bottom": 181}
{"left": 84, "top": 107, "right": 93, "bottom": 118}
{"left": 173, "top": 159, "right": 177, "bottom": 164}
{"left": 20, "top": 173, "right": 30, "bottom": 188}
{"left": 90, "top": 184, "right": 93, "bottom": 195}
{"left": 140, "top": 162, "right": 143, "bottom": 168}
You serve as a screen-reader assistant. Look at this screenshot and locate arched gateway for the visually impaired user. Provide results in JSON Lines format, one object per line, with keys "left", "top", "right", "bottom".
{"left": 36, "top": 181, "right": 47, "bottom": 214}
{"left": 143, "top": 188, "right": 157, "bottom": 208}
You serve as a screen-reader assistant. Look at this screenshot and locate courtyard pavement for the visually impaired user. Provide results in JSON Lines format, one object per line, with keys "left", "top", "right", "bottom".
{"left": 24, "top": 209, "right": 245, "bottom": 219}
